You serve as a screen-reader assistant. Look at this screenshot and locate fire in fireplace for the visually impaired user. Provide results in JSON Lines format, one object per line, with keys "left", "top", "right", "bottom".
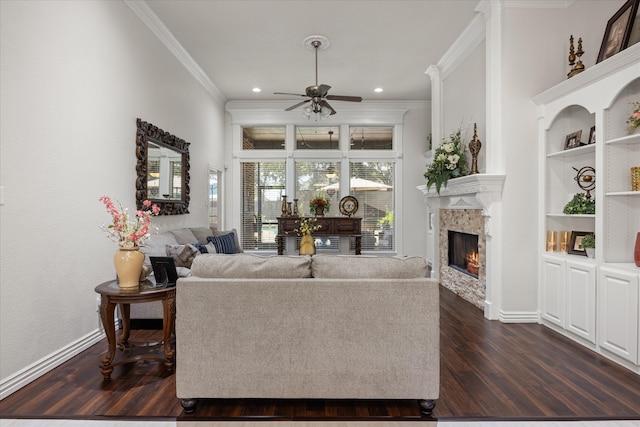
{"left": 448, "top": 230, "right": 479, "bottom": 278}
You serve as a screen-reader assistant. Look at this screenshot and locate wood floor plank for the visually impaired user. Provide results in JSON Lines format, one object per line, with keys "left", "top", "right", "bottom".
{"left": 1, "top": 286, "right": 639, "bottom": 421}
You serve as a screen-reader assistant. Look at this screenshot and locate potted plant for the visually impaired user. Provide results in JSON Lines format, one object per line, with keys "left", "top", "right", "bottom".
{"left": 423, "top": 128, "right": 468, "bottom": 194}
{"left": 581, "top": 233, "right": 595, "bottom": 258}
{"left": 563, "top": 193, "right": 595, "bottom": 215}
{"left": 309, "top": 196, "right": 330, "bottom": 216}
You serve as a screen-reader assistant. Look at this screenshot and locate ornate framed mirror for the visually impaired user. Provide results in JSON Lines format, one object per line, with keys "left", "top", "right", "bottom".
{"left": 136, "top": 118, "right": 190, "bottom": 215}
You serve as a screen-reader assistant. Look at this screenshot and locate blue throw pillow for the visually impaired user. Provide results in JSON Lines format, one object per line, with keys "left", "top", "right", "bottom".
{"left": 192, "top": 243, "right": 209, "bottom": 254}
{"left": 207, "top": 233, "right": 237, "bottom": 254}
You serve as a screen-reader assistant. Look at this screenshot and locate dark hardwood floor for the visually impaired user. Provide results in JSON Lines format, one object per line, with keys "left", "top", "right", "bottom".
{"left": 1, "top": 286, "right": 640, "bottom": 421}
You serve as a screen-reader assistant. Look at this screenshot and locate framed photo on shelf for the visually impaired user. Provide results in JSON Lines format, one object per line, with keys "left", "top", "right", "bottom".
{"left": 568, "top": 231, "right": 589, "bottom": 256}
{"left": 597, "top": 0, "right": 639, "bottom": 63}
{"left": 588, "top": 126, "right": 596, "bottom": 145}
{"left": 564, "top": 130, "right": 582, "bottom": 150}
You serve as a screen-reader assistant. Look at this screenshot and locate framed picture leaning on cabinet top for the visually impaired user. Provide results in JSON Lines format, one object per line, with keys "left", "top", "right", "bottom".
{"left": 588, "top": 126, "right": 596, "bottom": 145}
{"left": 568, "top": 231, "right": 589, "bottom": 256}
{"left": 564, "top": 130, "right": 582, "bottom": 150}
{"left": 597, "top": 0, "right": 639, "bottom": 63}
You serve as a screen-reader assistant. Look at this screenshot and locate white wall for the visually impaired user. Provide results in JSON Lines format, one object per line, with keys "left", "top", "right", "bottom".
{"left": 401, "top": 104, "right": 431, "bottom": 257}
{"left": 442, "top": 42, "right": 486, "bottom": 168}
{"left": 0, "top": 0, "right": 225, "bottom": 390}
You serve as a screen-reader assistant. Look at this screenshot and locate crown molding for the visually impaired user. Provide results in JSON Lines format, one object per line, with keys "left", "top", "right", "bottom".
{"left": 226, "top": 100, "right": 426, "bottom": 125}
{"left": 504, "top": 0, "right": 574, "bottom": 8}
{"left": 436, "top": 12, "right": 486, "bottom": 80}
{"left": 123, "top": 0, "right": 226, "bottom": 104}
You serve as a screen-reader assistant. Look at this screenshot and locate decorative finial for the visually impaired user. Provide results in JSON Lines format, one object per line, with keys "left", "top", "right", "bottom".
{"left": 468, "top": 123, "right": 482, "bottom": 175}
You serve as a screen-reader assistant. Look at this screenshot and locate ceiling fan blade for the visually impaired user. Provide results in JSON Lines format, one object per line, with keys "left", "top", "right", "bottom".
{"left": 318, "top": 84, "right": 331, "bottom": 97}
{"left": 285, "top": 99, "right": 311, "bottom": 111}
{"left": 326, "top": 94, "right": 363, "bottom": 102}
{"left": 274, "top": 92, "right": 307, "bottom": 97}
{"left": 319, "top": 100, "right": 337, "bottom": 115}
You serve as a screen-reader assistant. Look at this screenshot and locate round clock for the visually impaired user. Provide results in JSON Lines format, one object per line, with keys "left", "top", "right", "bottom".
{"left": 339, "top": 196, "right": 358, "bottom": 217}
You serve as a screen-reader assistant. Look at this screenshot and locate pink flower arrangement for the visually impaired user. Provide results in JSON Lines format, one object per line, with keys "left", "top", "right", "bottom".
{"left": 99, "top": 196, "right": 159, "bottom": 248}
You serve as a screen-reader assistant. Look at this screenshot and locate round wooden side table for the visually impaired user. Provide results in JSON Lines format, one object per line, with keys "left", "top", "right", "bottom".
{"left": 94, "top": 280, "right": 176, "bottom": 379}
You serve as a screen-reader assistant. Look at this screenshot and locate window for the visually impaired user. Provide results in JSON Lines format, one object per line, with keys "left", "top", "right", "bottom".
{"left": 295, "top": 161, "right": 341, "bottom": 216}
{"left": 350, "top": 162, "right": 394, "bottom": 251}
{"left": 296, "top": 126, "right": 339, "bottom": 150}
{"left": 209, "top": 167, "right": 222, "bottom": 228}
{"left": 243, "top": 127, "right": 285, "bottom": 150}
{"left": 236, "top": 123, "right": 398, "bottom": 254}
{"left": 349, "top": 127, "right": 393, "bottom": 150}
{"left": 241, "top": 162, "right": 286, "bottom": 250}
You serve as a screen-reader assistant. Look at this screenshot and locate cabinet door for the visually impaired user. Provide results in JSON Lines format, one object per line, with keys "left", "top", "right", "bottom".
{"left": 565, "top": 259, "right": 596, "bottom": 343}
{"left": 598, "top": 267, "right": 639, "bottom": 364}
{"left": 541, "top": 255, "right": 565, "bottom": 327}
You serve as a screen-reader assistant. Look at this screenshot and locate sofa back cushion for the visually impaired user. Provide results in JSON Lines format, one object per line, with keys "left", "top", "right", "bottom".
{"left": 311, "top": 254, "right": 427, "bottom": 279}
{"left": 191, "top": 254, "right": 312, "bottom": 279}
{"left": 169, "top": 228, "right": 199, "bottom": 245}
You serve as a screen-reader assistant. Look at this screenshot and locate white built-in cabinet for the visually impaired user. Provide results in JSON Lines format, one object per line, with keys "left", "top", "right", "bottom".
{"left": 533, "top": 44, "right": 640, "bottom": 374}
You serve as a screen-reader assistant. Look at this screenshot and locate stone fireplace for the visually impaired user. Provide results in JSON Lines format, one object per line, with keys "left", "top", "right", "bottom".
{"left": 418, "top": 174, "right": 505, "bottom": 319}
{"left": 440, "top": 209, "right": 485, "bottom": 309}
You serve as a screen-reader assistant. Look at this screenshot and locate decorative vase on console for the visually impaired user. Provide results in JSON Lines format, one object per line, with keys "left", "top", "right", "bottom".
{"left": 299, "top": 234, "right": 316, "bottom": 255}
{"left": 99, "top": 195, "right": 159, "bottom": 289}
{"left": 293, "top": 217, "right": 321, "bottom": 256}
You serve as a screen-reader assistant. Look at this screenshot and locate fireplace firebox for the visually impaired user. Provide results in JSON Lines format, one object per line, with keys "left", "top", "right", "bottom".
{"left": 448, "top": 230, "right": 479, "bottom": 278}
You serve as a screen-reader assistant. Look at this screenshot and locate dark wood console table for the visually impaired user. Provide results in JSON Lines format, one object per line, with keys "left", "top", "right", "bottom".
{"left": 95, "top": 280, "right": 175, "bottom": 379}
{"left": 276, "top": 216, "right": 362, "bottom": 255}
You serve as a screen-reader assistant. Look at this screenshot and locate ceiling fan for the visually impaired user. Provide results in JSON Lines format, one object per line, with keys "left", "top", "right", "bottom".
{"left": 274, "top": 35, "right": 362, "bottom": 117}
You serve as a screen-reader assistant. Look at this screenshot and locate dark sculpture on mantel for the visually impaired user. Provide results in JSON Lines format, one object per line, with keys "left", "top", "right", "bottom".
{"left": 468, "top": 123, "right": 482, "bottom": 175}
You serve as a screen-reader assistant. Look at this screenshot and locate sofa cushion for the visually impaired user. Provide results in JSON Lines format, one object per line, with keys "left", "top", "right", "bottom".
{"left": 170, "top": 228, "right": 199, "bottom": 245}
{"left": 190, "top": 227, "right": 214, "bottom": 244}
{"left": 212, "top": 228, "right": 243, "bottom": 253}
{"left": 191, "top": 254, "right": 312, "bottom": 279}
{"left": 207, "top": 233, "right": 237, "bottom": 254}
{"left": 166, "top": 244, "right": 200, "bottom": 268}
{"left": 140, "top": 231, "right": 180, "bottom": 266}
{"left": 311, "top": 254, "right": 427, "bottom": 279}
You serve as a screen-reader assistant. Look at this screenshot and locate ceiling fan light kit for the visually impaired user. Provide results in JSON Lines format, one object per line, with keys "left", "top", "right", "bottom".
{"left": 274, "top": 35, "right": 362, "bottom": 120}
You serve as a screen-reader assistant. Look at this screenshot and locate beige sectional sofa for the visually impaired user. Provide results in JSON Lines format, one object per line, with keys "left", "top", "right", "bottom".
{"left": 176, "top": 253, "right": 439, "bottom": 416}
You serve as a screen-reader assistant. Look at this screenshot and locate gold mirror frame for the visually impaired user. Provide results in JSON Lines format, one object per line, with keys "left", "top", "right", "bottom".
{"left": 136, "top": 118, "right": 190, "bottom": 215}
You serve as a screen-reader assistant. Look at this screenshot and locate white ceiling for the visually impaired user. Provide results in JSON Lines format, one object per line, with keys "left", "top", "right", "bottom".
{"left": 144, "top": 0, "right": 480, "bottom": 103}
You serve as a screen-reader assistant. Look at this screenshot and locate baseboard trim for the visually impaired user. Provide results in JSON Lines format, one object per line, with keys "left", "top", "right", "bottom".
{"left": 499, "top": 310, "right": 539, "bottom": 323}
{"left": 0, "top": 329, "right": 105, "bottom": 399}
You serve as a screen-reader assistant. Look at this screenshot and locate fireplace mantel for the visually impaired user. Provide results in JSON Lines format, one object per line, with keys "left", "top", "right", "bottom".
{"left": 418, "top": 174, "right": 506, "bottom": 320}
{"left": 417, "top": 174, "right": 505, "bottom": 213}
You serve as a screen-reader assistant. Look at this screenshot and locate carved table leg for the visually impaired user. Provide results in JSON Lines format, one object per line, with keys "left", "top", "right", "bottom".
{"left": 355, "top": 235, "right": 361, "bottom": 255}
{"left": 99, "top": 296, "right": 117, "bottom": 379}
{"left": 162, "top": 291, "right": 176, "bottom": 372}
{"left": 277, "top": 235, "right": 284, "bottom": 255}
{"left": 418, "top": 399, "right": 436, "bottom": 416}
{"left": 119, "top": 303, "right": 130, "bottom": 345}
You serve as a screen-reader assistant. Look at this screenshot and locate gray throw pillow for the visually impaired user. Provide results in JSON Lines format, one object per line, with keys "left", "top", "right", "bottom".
{"left": 166, "top": 244, "right": 200, "bottom": 268}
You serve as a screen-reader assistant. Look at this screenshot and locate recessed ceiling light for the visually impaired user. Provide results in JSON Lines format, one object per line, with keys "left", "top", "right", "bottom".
{"left": 374, "top": 88, "right": 383, "bottom": 93}
{"left": 252, "top": 87, "right": 262, "bottom": 93}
